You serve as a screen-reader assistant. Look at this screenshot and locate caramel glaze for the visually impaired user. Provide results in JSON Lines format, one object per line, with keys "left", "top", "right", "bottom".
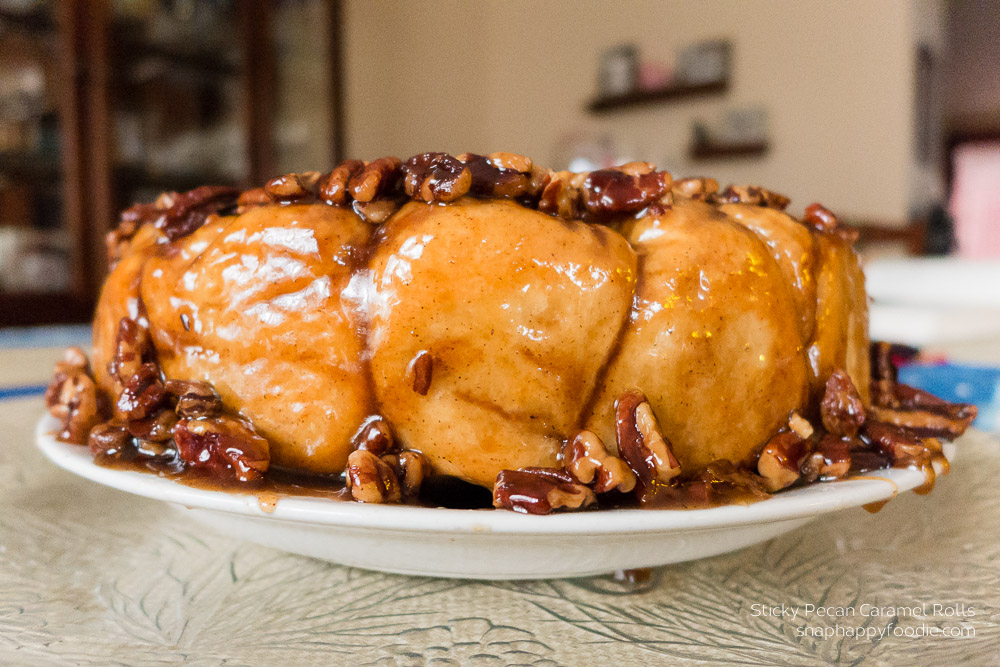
{"left": 90, "top": 153, "right": 873, "bottom": 492}
{"left": 99, "top": 455, "right": 497, "bottom": 510}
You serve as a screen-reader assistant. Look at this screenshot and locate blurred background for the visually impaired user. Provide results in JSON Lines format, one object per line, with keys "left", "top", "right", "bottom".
{"left": 0, "top": 1, "right": 996, "bottom": 306}
{"left": 0, "top": 0, "right": 998, "bottom": 426}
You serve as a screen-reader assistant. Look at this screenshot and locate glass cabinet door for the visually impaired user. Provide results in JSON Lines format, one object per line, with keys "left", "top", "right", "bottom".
{"left": 0, "top": 1, "right": 86, "bottom": 323}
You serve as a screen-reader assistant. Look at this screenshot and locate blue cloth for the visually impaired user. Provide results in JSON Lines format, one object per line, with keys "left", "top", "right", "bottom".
{"left": 0, "top": 324, "right": 92, "bottom": 349}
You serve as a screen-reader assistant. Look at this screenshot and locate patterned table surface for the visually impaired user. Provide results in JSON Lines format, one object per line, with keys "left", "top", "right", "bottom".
{"left": 2, "top": 345, "right": 1000, "bottom": 666}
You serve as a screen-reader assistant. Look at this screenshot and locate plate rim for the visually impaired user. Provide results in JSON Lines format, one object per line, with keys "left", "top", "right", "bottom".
{"left": 35, "top": 413, "right": 955, "bottom": 536}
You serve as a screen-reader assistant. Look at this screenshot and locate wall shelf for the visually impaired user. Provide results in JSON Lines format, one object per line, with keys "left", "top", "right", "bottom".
{"left": 588, "top": 79, "right": 728, "bottom": 113}
{"left": 689, "top": 141, "right": 769, "bottom": 160}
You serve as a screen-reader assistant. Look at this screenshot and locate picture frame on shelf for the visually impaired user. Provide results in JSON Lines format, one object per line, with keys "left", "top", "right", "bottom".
{"left": 675, "top": 39, "right": 731, "bottom": 85}
{"left": 597, "top": 43, "right": 638, "bottom": 98}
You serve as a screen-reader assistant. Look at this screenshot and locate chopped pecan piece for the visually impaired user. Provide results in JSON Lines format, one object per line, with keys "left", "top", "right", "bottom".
{"left": 46, "top": 348, "right": 104, "bottom": 444}
{"left": 134, "top": 438, "right": 177, "bottom": 462}
{"left": 800, "top": 435, "right": 852, "bottom": 482}
{"left": 352, "top": 199, "right": 400, "bottom": 224}
{"left": 487, "top": 151, "right": 532, "bottom": 173}
{"left": 820, "top": 369, "right": 866, "bottom": 437}
{"left": 493, "top": 467, "right": 596, "bottom": 515}
{"left": 563, "top": 430, "right": 636, "bottom": 494}
{"left": 757, "top": 430, "right": 807, "bottom": 491}
{"left": 788, "top": 411, "right": 814, "bottom": 439}
{"left": 165, "top": 379, "right": 222, "bottom": 418}
{"left": 126, "top": 408, "right": 178, "bottom": 442}
{"left": 351, "top": 416, "right": 395, "bottom": 457}
{"left": 646, "top": 460, "right": 768, "bottom": 509}
{"left": 672, "top": 177, "right": 719, "bottom": 199}
{"left": 381, "top": 450, "right": 432, "bottom": 498}
{"left": 116, "top": 362, "right": 167, "bottom": 420}
{"left": 870, "top": 340, "right": 901, "bottom": 407}
{"left": 717, "top": 185, "right": 790, "bottom": 210}
{"left": 408, "top": 350, "right": 433, "bottom": 396}
{"left": 173, "top": 415, "right": 269, "bottom": 482}
{"left": 537, "top": 171, "right": 581, "bottom": 218}
{"left": 615, "top": 390, "right": 682, "bottom": 492}
{"left": 88, "top": 421, "right": 135, "bottom": 462}
{"left": 346, "top": 449, "right": 401, "bottom": 503}
{"left": 108, "top": 318, "right": 153, "bottom": 385}
{"left": 403, "top": 152, "right": 472, "bottom": 203}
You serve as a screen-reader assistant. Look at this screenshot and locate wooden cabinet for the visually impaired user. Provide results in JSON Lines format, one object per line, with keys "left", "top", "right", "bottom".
{"left": 0, "top": 0, "right": 341, "bottom": 326}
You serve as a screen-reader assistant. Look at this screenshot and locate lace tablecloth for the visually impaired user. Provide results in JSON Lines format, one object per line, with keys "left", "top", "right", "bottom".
{"left": 2, "top": 347, "right": 999, "bottom": 666}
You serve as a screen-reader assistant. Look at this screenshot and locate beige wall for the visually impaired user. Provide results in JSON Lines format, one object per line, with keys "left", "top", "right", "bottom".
{"left": 946, "top": 0, "right": 1000, "bottom": 131}
{"left": 344, "top": 0, "right": 939, "bottom": 221}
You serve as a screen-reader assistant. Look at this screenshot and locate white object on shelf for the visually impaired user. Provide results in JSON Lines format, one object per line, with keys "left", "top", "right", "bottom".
{"left": 866, "top": 258, "right": 1000, "bottom": 346}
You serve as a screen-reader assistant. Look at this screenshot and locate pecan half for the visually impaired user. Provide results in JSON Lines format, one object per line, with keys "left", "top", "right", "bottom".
{"left": 264, "top": 172, "right": 320, "bottom": 203}
{"left": 173, "top": 415, "right": 270, "bottom": 482}
{"left": 236, "top": 187, "right": 270, "bottom": 214}
{"left": 348, "top": 157, "right": 402, "bottom": 202}
{"left": 716, "top": 185, "right": 790, "bottom": 210}
{"left": 757, "top": 430, "right": 807, "bottom": 492}
{"left": 318, "top": 159, "right": 366, "bottom": 205}
{"left": 493, "top": 467, "right": 596, "bottom": 515}
{"left": 803, "top": 202, "right": 838, "bottom": 231}
{"left": 563, "top": 430, "right": 636, "bottom": 494}
{"left": 615, "top": 390, "right": 682, "bottom": 491}
{"left": 156, "top": 185, "right": 238, "bottom": 241}
{"left": 863, "top": 421, "right": 931, "bottom": 468}
{"left": 582, "top": 168, "right": 672, "bottom": 217}
{"left": 382, "top": 450, "right": 432, "bottom": 498}
{"left": 820, "top": 369, "right": 866, "bottom": 437}
{"left": 457, "top": 152, "right": 534, "bottom": 199}
{"left": 165, "top": 379, "right": 222, "bottom": 418}
{"left": 403, "top": 152, "right": 472, "bottom": 203}
{"left": 351, "top": 416, "right": 396, "bottom": 457}
{"left": 346, "top": 449, "right": 401, "bottom": 503}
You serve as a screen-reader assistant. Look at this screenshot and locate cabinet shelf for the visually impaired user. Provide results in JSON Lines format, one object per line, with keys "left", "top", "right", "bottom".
{"left": 0, "top": 8, "right": 55, "bottom": 33}
{"left": 689, "top": 141, "right": 770, "bottom": 160}
{"left": 114, "top": 164, "right": 240, "bottom": 193}
{"left": 588, "top": 79, "right": 728, "bottom": 113}
{"left": 0, "top": 152, "right": 61, "bottom": 181}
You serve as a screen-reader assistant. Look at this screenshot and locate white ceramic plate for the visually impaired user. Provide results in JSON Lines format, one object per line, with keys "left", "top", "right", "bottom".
{"left": 36, "top": 414, "right": 956, "bottom": 579}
